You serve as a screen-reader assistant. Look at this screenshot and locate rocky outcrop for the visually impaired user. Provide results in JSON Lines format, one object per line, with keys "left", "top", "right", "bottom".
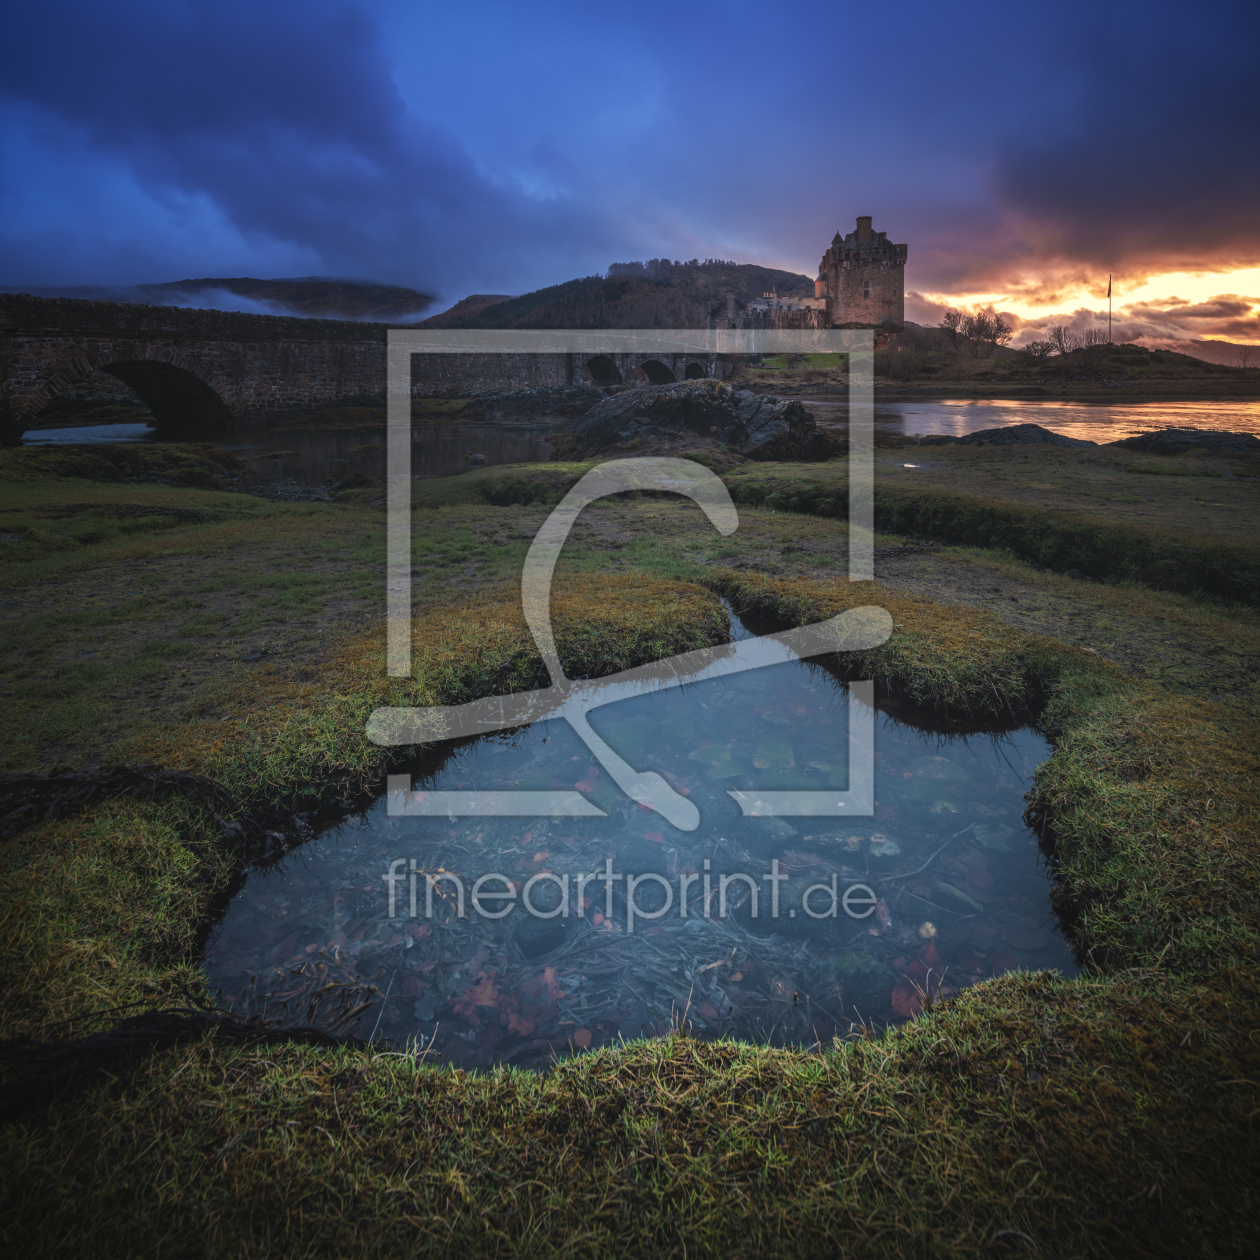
{"left": 1108, "top": 427, "right": 1260, "bottom": 455}
{"left": 458, "top": 384, "right": 625, "bottom": 423}
{"left": 920, "top": 423, "right": 1097, "bottom": 449}
{"left": 547, "top": 379, "right": 842, "bottom": 462}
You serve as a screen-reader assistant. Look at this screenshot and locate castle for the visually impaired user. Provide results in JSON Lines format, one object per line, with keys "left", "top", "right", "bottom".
{"left": 710, "top": 215, "right": 907, "bottom": 331}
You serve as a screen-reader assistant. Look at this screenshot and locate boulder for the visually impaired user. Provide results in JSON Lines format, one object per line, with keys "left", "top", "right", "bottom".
{"left": 547, "top": 379, "right": 842, "bottom": 462}
{"left": 919, "top": 423, "right": 1096, "bottom": 449}
{"left": 460, "top": 383, "right": 622, "bottom": 422}
{"left": 1108, "top": 427, "right": 1260, "bottom": 455}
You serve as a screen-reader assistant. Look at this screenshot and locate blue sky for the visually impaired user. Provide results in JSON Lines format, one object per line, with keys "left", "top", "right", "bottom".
{"left": 2, "top": 0, "right": 1257, "bottom": 342}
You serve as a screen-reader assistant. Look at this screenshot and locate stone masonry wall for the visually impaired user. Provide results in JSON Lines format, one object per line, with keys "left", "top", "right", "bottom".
{"left": 0, "top": 293, "right": 730, "bottom": 441}
{"left": 819, "top": 217, "right": 907, "bottom": 327}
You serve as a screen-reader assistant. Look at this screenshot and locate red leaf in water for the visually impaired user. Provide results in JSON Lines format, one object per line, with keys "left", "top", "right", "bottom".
{"left": 574, "top": 779, "right": 595, "bottom": 793}
{"left": 270, "top": 936, "right": 297, "bottom": 964}
{"left": 993, "top": 952, "right": 1020, "bottom": 971}
{"left": 453, "top": 971, "right": 501, "bottom": 1024}
{"left": 573, "top": 1028, "right": 592, "bottom": 1049}
{"left": 540, "top": 966, "right": 565, "bottom": 1002}
{"left": 644, "top": 831, "right": 664, "bottom": 843}
{"left": 891, "top": 984, "right": 922, "bottom": 1018}
{"left": 921, "top": 938, "right": 940, "bottom": 969}
{"left": 507, "top": 1009, "right": 536, "bottom": 1036}
{"left": 700, "top": 1002, "right": 720, "bottom": 1020}
{"left": 586, "top": 766, "right": 601, "bottom": 778}
{"left": 903, "top": 959, "right": 929, "bottom": 985}
{"left": 401, "top": 975, "right": 430, "bottom": 998}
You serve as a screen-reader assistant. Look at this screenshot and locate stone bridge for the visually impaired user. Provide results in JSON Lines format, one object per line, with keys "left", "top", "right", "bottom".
{"left": 0, "top": 293, "right": 726, "bottom": 444}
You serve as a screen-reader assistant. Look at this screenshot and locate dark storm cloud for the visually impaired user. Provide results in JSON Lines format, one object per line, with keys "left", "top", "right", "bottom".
{"left": 2, "top": 0, "right": 1255, "bottom": 306}
{"left": 988, "top": 1, "right": 1260, "bottom": 285}
{"left": 0, "top": 1, "right": 602, "bottom": 295}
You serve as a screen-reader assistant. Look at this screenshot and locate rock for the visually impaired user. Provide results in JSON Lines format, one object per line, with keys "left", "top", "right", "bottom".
{"left": 332, "top": 471, "right": 370, "bottom": 491}
{"left": 1108, "top": 427, "right": 1260, "bottom": 455}
{"left": 464, "top": 453, "right": 487, "bottom": 467}
{"left": 868, "top": 833, "right": 902, "bottom": 859}
{"left": 548, "top": 379, "right": 843, "bottom": 462}
{"left": 460, "top": 383, "right": 622, "bottom": 423}
{"left": 920, "top": 422, "right": 1096, "bottom": 449}
{"left": 971, "top": 823, "right": 1013, "bottom": 852}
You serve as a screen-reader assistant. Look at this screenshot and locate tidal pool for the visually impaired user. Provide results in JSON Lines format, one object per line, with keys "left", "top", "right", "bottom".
{"left": 204, "top": 618, "right": 1076, "bottom": 1069}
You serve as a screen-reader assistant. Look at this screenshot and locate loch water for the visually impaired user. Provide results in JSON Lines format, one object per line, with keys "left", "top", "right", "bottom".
{"left": 22, "top": 398, "right": 1260, "bottom": 488}
{"left": 203, "top": 611, "right": 1075, "bottom": 1070}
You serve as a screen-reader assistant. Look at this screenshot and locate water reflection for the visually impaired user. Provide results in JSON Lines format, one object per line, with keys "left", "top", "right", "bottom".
{"left": 804, "top": 396, "right": 1260, "bottom": 445}
{"left": 24, "top": 397, "right": 1260, "bottom": 485}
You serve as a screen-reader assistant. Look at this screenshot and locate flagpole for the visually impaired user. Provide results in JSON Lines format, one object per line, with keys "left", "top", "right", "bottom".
{"left": 1108, "top": 274, "right": 1112, "bottom": 344}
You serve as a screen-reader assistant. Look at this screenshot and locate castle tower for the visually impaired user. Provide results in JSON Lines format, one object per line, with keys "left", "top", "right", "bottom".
{"left": 819, "top": 215, "right": 907, "bottom": 327}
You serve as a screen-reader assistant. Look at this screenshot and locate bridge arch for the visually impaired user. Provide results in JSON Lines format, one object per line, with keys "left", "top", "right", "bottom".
{"left": 684, "top": 362, "right": 707, "bottom": 379}
{"left": 21, "top": 346, "right": 234, "bottom": 438}
{"left": 639, "top": 360, "right": 676, "bottom": 385}
{"left": 584, "top": 355, "right": 622, "bottom": 386}
{"left": 97, "top": 359, "right": 234, "bottom": 432}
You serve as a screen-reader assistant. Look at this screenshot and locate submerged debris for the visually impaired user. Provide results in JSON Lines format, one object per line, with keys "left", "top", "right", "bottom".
{"left": 206, "top": 664, "right": 1075, "bottom": 1071}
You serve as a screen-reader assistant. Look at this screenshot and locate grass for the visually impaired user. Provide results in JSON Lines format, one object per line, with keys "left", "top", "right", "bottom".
{"left": 2, "top": 444, "right": 1259, "bottom": 1255}
{"left": 4, "top": 969, "right": 1256, "bottom": 1257}
{"left": 713, "top": 451, "right": 1260, "bottom": 604}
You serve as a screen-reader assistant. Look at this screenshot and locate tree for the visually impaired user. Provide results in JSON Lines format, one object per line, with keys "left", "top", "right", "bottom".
{"left": 957, "top": 308, "right": 1012, "bottom": 358}
{"left": 1048, "top": 324, "right": 1082, "bottom": 356}
{"left": 1238, "top": 344, "right": 1257, "bottom": 370}
{"left": 1024, "top": 340, "right": 1054, "bottom": 359}
{"left": 939, "top": 309, "right": 964, "bottom": 355}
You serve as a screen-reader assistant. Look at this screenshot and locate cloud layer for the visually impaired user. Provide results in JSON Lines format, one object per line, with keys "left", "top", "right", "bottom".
{"left": 1, "top": 0, "right": 1256, "bottom": 324}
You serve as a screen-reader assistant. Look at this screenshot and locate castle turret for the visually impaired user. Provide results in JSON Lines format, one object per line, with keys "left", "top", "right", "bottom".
{"left": 818, "top": 216, "right": 907, "bottom": 327}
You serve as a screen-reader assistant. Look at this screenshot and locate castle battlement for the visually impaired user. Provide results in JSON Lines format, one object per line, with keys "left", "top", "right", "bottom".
{"left": 819, "top": 215, "right": 907, "bottom": 327}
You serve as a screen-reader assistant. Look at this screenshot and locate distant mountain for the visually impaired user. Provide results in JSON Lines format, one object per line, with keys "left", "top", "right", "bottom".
{"left": 420, "top": 261, "right": 815, "bottom": 330}
{"left": 0, "top": 277, "right": 436, "bottom": 320}
{"left": 138, "top": 277, "right": 435, "bottom": 320}
{"left": 1132, "top": 337, "right": 1259, "bottom": 367}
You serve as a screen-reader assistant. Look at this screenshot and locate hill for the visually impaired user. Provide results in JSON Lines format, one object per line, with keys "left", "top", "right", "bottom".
{"left": 417, "top": 294, "right": 517, "bottom": 327}
{"left": 138, "top": 277, "right": 435, "bottom": 320}
{"left": 418, "top": 260, "right": 815, "bottom": 330}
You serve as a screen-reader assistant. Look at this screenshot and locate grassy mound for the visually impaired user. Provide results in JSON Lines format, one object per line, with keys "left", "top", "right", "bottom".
{"left": 721, "top": 467, "right": 1260, "bottom": 605}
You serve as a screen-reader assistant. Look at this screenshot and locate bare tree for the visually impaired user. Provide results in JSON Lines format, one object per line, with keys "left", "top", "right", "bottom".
{"left": 940, "top": 309, "right": 964, "bottom": 355}
{"left": 957, "top": 308, "right": 1012, "bottom": 358}
{"left": 1239, "top": 344, "right": 1257, "bottom": 370}
{"left": 1023, "top": 340, "right": 1054, "bottom": 359}
{"left": 1048, "top": 324, "right": 1083, "bottom": 356}
{"left": 1082, "top": 328, "right": 1109, "bottom": 348}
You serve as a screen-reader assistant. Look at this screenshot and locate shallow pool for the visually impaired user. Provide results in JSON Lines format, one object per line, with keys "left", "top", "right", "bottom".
{"left": 204, "top": 617, "right": 1075, "bottom": 1068}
